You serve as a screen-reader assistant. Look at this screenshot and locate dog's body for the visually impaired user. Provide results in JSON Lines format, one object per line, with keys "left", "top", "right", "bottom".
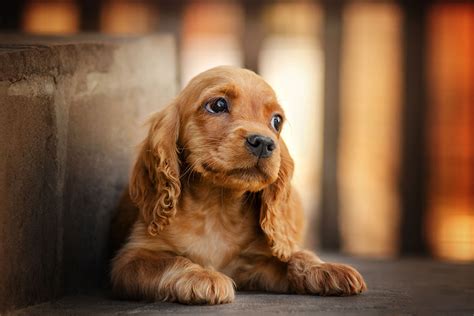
{"left": 111, "top": 66, "right": 366, "bottom": 304}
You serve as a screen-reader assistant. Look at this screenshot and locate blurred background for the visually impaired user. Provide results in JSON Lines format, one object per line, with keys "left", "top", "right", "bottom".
{"left": 1, "top": 0, "right": 472, "bottom": 263}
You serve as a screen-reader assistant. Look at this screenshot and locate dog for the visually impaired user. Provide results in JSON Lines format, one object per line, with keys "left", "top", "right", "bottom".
{"left": 110, "top": 66, "right": 366, "bottom": 304}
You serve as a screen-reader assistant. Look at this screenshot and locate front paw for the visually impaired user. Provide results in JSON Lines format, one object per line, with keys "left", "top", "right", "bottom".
{"left": 173, "top": 270, "right": 235, "bottom": 305}
{"left": 288, "top": 252, "right": 367, "bottom": 296}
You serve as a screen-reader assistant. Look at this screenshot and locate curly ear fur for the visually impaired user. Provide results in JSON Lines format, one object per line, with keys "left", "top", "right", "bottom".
{"left": 259, "top": 140, "right": 298, "bottom": 262}
{"left": 129, "top": 102, "right": 181, "bottom": 236}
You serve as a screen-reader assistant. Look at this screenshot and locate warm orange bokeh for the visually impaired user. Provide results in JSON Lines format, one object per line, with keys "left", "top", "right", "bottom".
{"left": 22, "top": 1, "right": 79, "bottom": 34}
{"left": 101, "top": 1, "right": 157, "bottom": 35}
{"left": 180, "top": 1, "right": 244, "bottom": 86}
{"left": 426, "top": 4, "right": 474, "bottom": 262}
{"left": 339, "top": 2, "right": 402, "bottom": 258}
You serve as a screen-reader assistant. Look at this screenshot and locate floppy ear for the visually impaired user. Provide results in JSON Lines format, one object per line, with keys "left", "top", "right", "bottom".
{"left": 129, "top": 102, "right": 181, "bottom": 236}
{"left": 259, "top": 140, "right": 298, "bottom": 262}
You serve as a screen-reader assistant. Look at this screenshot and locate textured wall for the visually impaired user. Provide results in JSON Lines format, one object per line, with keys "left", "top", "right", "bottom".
{"left": 0, "top": 35, "right": 177, "bottom": 312}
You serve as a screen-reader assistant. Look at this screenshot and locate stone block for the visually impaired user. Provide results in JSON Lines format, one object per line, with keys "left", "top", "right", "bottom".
{"left": 0, "top": 35, "right": 177, "bottom": 312}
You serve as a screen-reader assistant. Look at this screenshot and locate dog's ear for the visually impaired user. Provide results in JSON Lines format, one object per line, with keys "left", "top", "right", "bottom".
{"left": 129, "top": 101, "right": 181, "bottom": 236}
{"left": 259, "top": 139, "right": 298, "bottom": 262}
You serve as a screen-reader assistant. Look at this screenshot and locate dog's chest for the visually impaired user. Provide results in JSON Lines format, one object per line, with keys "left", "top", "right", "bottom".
{"left": 174, "top": 207, "right": 256, "bottom": 269}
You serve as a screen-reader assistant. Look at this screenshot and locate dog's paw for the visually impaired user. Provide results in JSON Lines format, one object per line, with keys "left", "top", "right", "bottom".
{"left": 288, "top": 252, "right": 367, "bottom": 296}
{"left": 173, "top": 269, "right": 235, "bottom": 305}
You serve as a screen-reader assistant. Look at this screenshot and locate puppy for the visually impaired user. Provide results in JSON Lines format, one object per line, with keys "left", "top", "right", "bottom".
{"left": 110, "top": 66, "right": 366, "bottom": 304}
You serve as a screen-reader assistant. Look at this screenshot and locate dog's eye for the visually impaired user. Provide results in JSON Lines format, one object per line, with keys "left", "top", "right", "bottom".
{"left": 205, "top": 98, "right": 228, "bottom": 114}
{"left": 271, "top": 114, "right": 283, "bottom": 132}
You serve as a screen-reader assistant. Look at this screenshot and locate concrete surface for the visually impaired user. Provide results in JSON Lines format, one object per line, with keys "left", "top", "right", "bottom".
{"left": 0, "top": 35, "right": 177, "bottom": 312}
{"left": 10, "top": 255, "right": 474, "bottom": 315}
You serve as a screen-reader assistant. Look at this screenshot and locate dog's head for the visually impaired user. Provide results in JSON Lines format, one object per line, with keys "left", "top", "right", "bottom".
{"left": 130, "top": 66, "right": 296, "bottom": 260}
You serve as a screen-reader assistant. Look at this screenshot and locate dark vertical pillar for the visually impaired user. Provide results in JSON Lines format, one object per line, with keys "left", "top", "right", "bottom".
{"left": 319, "top": 0, "right": 343, "bottom": 250}
{"left": 0, "top": 0, "right": 25, "bottom": 31}
{"left": 399, "top": 0, "right": 429, "bottom": 255}
{"left": 242, "top": 0, "right": 265, "bottom": 73}
{"left": 80, "top": 0, "right": 101, "bottom": 32}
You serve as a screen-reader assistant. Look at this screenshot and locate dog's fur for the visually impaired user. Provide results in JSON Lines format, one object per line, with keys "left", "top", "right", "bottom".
{"left": 110, "top": 66, "right": 366, "bottom": 304}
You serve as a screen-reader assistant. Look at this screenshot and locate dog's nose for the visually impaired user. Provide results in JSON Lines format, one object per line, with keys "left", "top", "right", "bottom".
{"left": 246, "top": 134, "right": 276, "bottom": 158}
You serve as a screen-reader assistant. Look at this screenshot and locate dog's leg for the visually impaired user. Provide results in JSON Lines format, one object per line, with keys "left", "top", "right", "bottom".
{"left": 287, "top": 250, "right": 367, "bottom": 295}
{"left": 233, "top": 250, "right": 366, "bottom": 295}
{"left": 111, "top": 248, "right": 235, "bottom": 304}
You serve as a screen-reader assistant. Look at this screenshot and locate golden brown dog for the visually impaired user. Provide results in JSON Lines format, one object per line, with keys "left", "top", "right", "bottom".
{"left": 110, "top": 66, "right": 366, "bottom": 304}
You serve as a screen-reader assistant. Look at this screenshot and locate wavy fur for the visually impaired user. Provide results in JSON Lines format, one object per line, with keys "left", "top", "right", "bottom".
{"left": 111, "top": 66, "right": 366, "bottom": 305}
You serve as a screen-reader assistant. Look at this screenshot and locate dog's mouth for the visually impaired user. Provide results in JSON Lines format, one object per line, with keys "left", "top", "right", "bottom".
{"left": 201, "top": 162, "right": 269, "bottom": 180}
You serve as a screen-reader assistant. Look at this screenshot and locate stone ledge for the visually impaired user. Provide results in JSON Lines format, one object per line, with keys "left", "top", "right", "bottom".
{"left": 0, "top": 34, "right": 139, "bottom": 80}
{"left": 0, "top": 34, "right": 177, "bottom": 313}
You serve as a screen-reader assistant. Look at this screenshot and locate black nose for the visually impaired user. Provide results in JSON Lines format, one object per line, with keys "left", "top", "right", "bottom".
{"left": 246, "top": 134, "right": 276, "bottom": 158}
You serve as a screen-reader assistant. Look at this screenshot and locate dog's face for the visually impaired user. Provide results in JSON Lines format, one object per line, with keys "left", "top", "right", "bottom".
{"left": 178, "top": 67, "right": 286, "bottom": 192}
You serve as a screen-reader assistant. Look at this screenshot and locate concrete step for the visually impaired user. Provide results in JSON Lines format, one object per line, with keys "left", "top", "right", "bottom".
{"left": 0, "top": 34, "right": 177, "bottom": 313}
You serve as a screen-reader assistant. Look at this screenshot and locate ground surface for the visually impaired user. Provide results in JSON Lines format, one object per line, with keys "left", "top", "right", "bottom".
{"left": 11, "top": 254, "right": 474, "bottom": 315}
